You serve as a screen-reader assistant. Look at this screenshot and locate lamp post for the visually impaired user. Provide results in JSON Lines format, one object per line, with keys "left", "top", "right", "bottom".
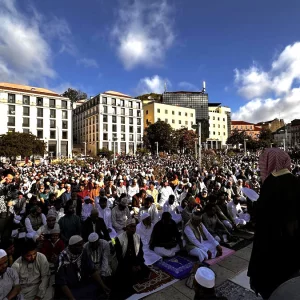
{"left": 244, "top": 139, "right": 248, "bottom": 156}
{"left": 83, "top": 142, "right": 87, "bottom": 158}
{"left": 56, "top": 126, "right": 60, "bottom": 159}
{"left": 270, "top": 143, "right": 273, "bottom": 148}
{"left": 155, "top": 142, "right": 158, "bottom": 157}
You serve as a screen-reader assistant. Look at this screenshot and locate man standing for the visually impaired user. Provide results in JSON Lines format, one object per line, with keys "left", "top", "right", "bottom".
{"left": 0, "top": 249, "right": 22, "bottom": 300}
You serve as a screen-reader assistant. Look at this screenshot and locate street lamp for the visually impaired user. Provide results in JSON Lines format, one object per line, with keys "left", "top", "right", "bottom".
{"left": 244, "top": 139, "right": 248, "bottom": 156}
{"left": 83, "top": 142, "right": 87, "bottom": 158}
{"left": 155, "top": 142, "right": 158, "bottom": 157}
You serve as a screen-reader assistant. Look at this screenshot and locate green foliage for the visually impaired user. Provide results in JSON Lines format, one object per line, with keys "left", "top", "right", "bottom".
{"left": 176, "top": 128, "right": 197, "bottom": 154}
{"left": 258, "top": 128, "right": 274, "bottom": 147}
{"left": 97, "top": 148, "right": 113, "bottom": 159}
{"left": 226, "top": 129, "right": 249, "bottom": 145}
{"left": 0, "top": 132, "right": 46, "bottom": 159}
{"left": 62, "top": 88, "right": 87, "bottom": 103}
{"left": 136, "top": 148, "right": 150, "bottom": 156}
{"left": 136, "top": 93, "right": 162, "bottom": 101}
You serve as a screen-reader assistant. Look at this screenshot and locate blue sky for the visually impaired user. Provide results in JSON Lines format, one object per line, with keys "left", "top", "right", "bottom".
{"left": 1, "top": 0, "right": 300, "bottom": 123}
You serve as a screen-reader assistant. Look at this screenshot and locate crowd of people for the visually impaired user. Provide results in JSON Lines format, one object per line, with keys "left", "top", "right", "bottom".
{"left": 0, "top": 150, "right": 300, "bottom": 299}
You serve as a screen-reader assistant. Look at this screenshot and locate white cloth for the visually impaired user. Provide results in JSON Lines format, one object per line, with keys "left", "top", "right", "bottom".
{"left": 25, "top": 214, "right": 47, "bottom": 233}
{"left": 154, "top": 244, "right": 180, "bottom": 257}
{"left": 111, "top": 206, "right": 131, "bottom": 234}
{"left": 136, "top": 222, "right": 162, "bottom": 265}
{"left": 163, "top": 202, "right": 182, "bottom": 224}
{"left": 127, "top": 185, "right": 139, "bottom": 201}
{"left": 139, "top": 204, "right": 159, "bottom": 224}
{"left": 227, "top": 201, "right": 250, "bottom": 225}
{"left": 159, "top": 186, "right": 174, "bottom": 206}
{"left": 96, "top": 205, "right": 117, "bottom": 238}
{"left": 81, "top": 203, "right": 93, "bottom": 221}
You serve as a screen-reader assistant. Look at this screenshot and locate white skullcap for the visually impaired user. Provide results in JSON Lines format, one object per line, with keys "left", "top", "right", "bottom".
{"left": 141, "top": 212, "right": 150, "bottom": 221}
{"left": 125, "top": 218, "right": 136, "bottom": 227}
{"left": 27, "top": 193, "right": 32, "bottom": 199}
{"left": 69, "top": 235, "right": 83, "bottom": 246}
{"left": 88, "top": 232, "right": 99, "bottom": 243}
{"left": 195, "top": 267, "right": 215, "bottom": 288}
{"left": 50, "top": 228, "right": 60, "bottom": 234}
{"left": 0, "top": 249, "right": 7, "bottom": 259}
{"left": 47, "top": 210, "right": 56, "bottom": 219}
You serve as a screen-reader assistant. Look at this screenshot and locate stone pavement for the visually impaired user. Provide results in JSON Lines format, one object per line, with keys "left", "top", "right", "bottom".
{"left": 144, "top": 243, "right": 253, "bottom": 300}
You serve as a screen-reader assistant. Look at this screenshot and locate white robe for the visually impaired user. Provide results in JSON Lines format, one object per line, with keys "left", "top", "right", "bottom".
{"left": 136, "top": 222, "right": 162, "bottom": 265}
{"left": 163, "top": 202, "right": 182, "bottom": 224}
{"left": 96, "top": 204, "right": 117, "bottom": 239}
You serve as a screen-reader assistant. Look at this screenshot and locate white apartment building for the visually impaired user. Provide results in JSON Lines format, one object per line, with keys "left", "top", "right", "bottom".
{"left": 208, "top": 103, "right": 231, "bottom": 149}
{"left": 0, "top": 82, "right": 72, "bottom": 157}
{"left": 73, "top": 91, "right": 143, "bottom": 155}
{"left": 143, "top": 101, "right": 196, "bottom": 130}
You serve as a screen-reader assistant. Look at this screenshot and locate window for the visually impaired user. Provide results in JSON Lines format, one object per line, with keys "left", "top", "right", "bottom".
{"left": 146, "top": 110, "right": 148, "bottom": 115}
{"left": 50, "top": 109, "right": 56, "bottom": 118}
{"left": 172, "top": 111, "right": 175, "bottom": 115}
{"left": 103, "top": 106, "right": 108, "bottom": 113}
{"left": 61, "top": 100, "right": 67, "bottom": 109}
{"left": 103, "top": 115, "right": 108, "bottom": 122}
{"left": 37, "top": 119, "right": 43, "bottom": 128}
{"left": 23, "top": 95, "right": 30, "bottom": 105}
{"left": 62, "top": 110, "right": 68, "bottom": 119}
{"left": 112, "top": 116, "right": 116, "bottom": 123}
{"left": 112, "top": 107, "right": 117, "bottom": 114}
{"left": 218, "top": 124, "right": 220, "bottom": 128}
{"left": 213, "top": 131, "right": 215, "bottom": 135}
{"left": 23, "top": 129, "right": 30, "bottom": 133}
{"left": 137, "top": 110, "right": 141, "bottom": 117}
{"left": 165, "top": 110, "right": 168, "bottom": 114}
{"left": 121, "top": 108, "right": 125, "bottom": 115}
{"left": 102, "top": 97, "right": 107, "bottom": 104}
{"left": 223, "top": 125, "right": 225, "bottom": 128}
{"left": 129, "top": 109, "right": 133, "bottom": 116}
{"left": 121, "top": 134, "right": 125, "bottom": 141}
{"left": 137, "top": 118, "right": 141, "bottom": 125}
{"left": 179, "top": 120, "right": 182, "bottom": 124}
{"left": 191, "top": 113, "right": 193, "bottom": 117}
{"left": 157, "top": 108, "right": 161, "bottom": 113}
{"left": 218, "top": 132, "right": 220, "bottom": 135}
{"left": 213, "top": 124, "right": 215, "bottom": 128}
{"left": 8, "top": 105, "right": 15, "bottom": 115}
{"left": 37, "top": 108, "right": 43, "bottom": 117}
{"left": 165, "top": 119, "right": 168, "bottom": 123}
{"left": 23, "top": 117, "right": 30, "bottom": 127}
{"left": 218, "top": 117, "right": 220, "bottom": 121}
{"left": 120, "top": 100, "right": 124, "bottom": 106}
{"left": 185, "top": 112, "right": 188, "bottom": 116}
{"left": 129, "top": 134, "right": 133, "bottom": 141}
{"left": 62, "top": 131, "right": 68, "bottom": 139}
{"left": 62, "top": 121, "right": 68, "bottom": 129}
{"left": 36, "top": 97, "right": 43, "bottom": 106}
{"left": 129, "top": 101, "right": 133, "bottom": 108}
{"left": 121, "top": 117, "right": 125, "bottom": 124}
{"left": 121, "top": 125, "right": 125, "bottom": 132}
{"left": 185, "top": 121, "right": 188, "bottom": 125}
{"left": 129, "top": 118, "right": 133, "bottom": 124}
{"left": 112, "top": 125, "right": 117, "bottom": 132}
{"left": 137, "top": 102, "right": 141, "bottom": 109}
{"left": 50, "top": 120, "right": 56, "bottom": 128}
{"left": 50, "top": 130, "right": 56, "bottom": 139}
{"left": 172, "top": 119, "right": 175, "bottom": 124}
{"left": 103, "top": 124, "right": 108, "bottom": 131}
{"left": 129, "top": 126, "right": 134, "bottom": 133}
{"left": 137, "top": 126, "right": 141, "bottom": 133}
{"left": 178, "top": 112, "right": 181, "bottom": 116}
{"left": 112, "top": 98, "right": 116, "bottom": 106}
{"left": 8, "top": 116, "right": 15, "bottom": 126}
{"left": 158, "top": 118, "right": 161, "bottom": 121}
{"left": 103, "top": 133, "right": 108, "bottom": 140}
{"left": 8, "top": 94, "right": 15, "bottom": 103}
{"left": 224, "top": 132, "right": 226, "bottom": 136}
{"left": 223, "top": 118, "right": 225, "bottom": 121}
{"left": 213, "top": 117, "right": 215, "bottom": 120}
{"left": 49, "top": 99, "right": 56, "bottom": 108}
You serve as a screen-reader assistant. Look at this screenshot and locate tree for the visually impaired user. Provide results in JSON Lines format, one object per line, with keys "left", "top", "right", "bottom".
{"left": 145, "top": 121, "right": 176, "bottom": 153}
{"left": 259, "top": 128, "right": 274, "bottom": 146}
{"left": 176, "top": 128, "right": 197, "bottom": 154}
{"left": 136, "top": 93, "right": 162, "bottom": 102}
{"left": 62, "top": 88, "right": 87, "bottom": 103}
{"left": 226, "top": 129, "right": 249, "bottom": 146}
{"left": 0, "top": 132, "right": 46, "bottom": 161}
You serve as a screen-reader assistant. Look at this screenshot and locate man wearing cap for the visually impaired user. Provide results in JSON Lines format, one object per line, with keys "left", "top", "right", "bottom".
{"left": 182, "top": 196, "right": 198, "bottom": 224}
{"left": 61, "top": 184, "right": 72, "bottom": 207}
{"left": 81, "top": 196, "right": 93, "bottom": 221}
{"left": 194, "top": 267, "right": 227, "bottom": 299}
{"left": 12, "top": 239, "right": 52, "bottom": 300}
{"left": 146, "top": 181, "right": 158, "bottom": 204}
{"left": 127, "top": 179, "right": 139, "bottom": 202}
{"left": 112, "top": 218, "right": 150, "bottom": 299}
{"left": 0, "top": 249, "right": 22, "bottom": 300}
{"left": 111, "top": 197, "right": 131, "bottom": 235}
{"left": 139, "top": 196, "right": 159, "bottom": 225}
{"left": 56, "top": 235, "right": 110, "bottom": 299}
{"left": 159, "top": 180, "right": 174, "bottom": 207}
{"left": 116, "top": 180, "right": 127, "bottom": 199}
{"left": 184, "top": 212, "right": 223, "bottom": 262}
{"left": 84, "top": 233, "right": 111, "bottom": 278}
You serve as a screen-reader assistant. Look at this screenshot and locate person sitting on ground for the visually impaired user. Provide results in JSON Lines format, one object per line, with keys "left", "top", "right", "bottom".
{"left": 150, "top": 212, "right": 183, "bottom": 257}
{"left": 184, "top": 211, "right": 223, "bottom": 262}
{"left": 182, "top": 196, "right": 198, "bottom": 224}
{"left": 216, "top": 194, "right": 236, "bottom": 231}
{"left": 163, "top": 194, "right": 182, "bottom": 224}
{"left": 146, "top": 181, "right": 158, "bottom": 204}
{"left": 139, "top": 196, "right": 159, "bottom": 225}
{"left": 0, "top": 249, "right": 22, "bottom": 300}
{"left": 56, "top": 235, "right": 110, "bottom": 299}
{"left": 136, "top": 212, "right": 162, "bottom": 265}
{"left": 227, "top": 195, "right": 250, "bottom": 226}
{"left": 12, "top": 239, "right": 52, "bottom": 300}
{"left": 132, "top": 190, "right": 147, "bottom": 216}
{"left": 58, "top": 200, "right": 81, "bottom": 245}
{"left": 112, "top": 218, "right": 150, "bottom": 299}
{"left": 25, "top": 205, "right": 47, "bottom": 238}
{"left": 193, "top": 267, "right": 228, "bottom": 300}
{"left": 84, "top": 233, "right": 111, "bottom": 283}
{"left": 111, "top": 197, "right": 131, "bottom": 235}
{"left": 96, "top": 196, "right": 117, "bottom": 239}
{"left": 82, "top": 208, "right": 110, "bottom": 242}
{"left": 201, "top": 203, "right": 231, "bottom": 243}
{"left": 0, "top": 238, "right": 15, "bottom": 267}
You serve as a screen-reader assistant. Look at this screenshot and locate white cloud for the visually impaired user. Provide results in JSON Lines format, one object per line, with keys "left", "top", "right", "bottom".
{"left": 0, "top": 0, "right": 55, "bottom": 84}
{"left": 136, "top": 75, "right": 170, "bottom": 94}
{"left": 77, "top": 58, "right": 99, "bottom": 68}
{"left": 233, "top": 42, "right": 300, "bottom": 123}
{"left": 178, "top": 81, "right": 200, "bottom": 91}
{"left": 112, "top": 0, "right": 174, "bottom": 70}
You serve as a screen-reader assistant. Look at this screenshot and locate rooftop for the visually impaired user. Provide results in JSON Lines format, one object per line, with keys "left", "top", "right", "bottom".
{"left": 208, "top": 103, "right": 221, "bottom": 107}
{"left": 103, "top": 90, "right": 133, "bottom": 99}
{"left": 231, "top": 121, "right": 255, "bottom": 125}
{"left": 164, "top": 91, "right": 206, "bottom": 95}
{"left": 0, "top": 82, "right": 63, "bottom": 97}
{"left": 257, "top": 118, "right": 283, "bottom": 125}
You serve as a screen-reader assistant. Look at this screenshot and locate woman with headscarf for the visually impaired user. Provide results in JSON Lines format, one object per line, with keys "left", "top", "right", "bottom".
{"left": 248, "top": 148, "right": 300, "bottom": 299}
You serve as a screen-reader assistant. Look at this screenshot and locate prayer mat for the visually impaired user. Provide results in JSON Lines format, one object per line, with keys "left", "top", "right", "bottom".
{"left": 132, "top": 266, "right": 175, "bottom": 293}
{"left": 232, "top": 229, "right": 254, "bottom": 240}
{"left": 206, "top": 246, "right": 235, "bottom": 266}
{"left": 216, "top": 280, "right": 263, "bottom": 300}
{"left": 224, "top": 238, "right": 253, "bottom": 251}
{"left": 155, "top": 255, "right": 198, "bottom": 279}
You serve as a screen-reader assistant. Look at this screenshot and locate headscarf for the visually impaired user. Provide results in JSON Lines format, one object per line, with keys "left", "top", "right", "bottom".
{"left": 259, "top": 148, "right": 291, "bottom": 182}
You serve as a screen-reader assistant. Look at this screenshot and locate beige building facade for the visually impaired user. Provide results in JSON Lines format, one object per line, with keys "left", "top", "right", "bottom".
{"left": 143, "top": 101, "right": 196, "bottom": 130}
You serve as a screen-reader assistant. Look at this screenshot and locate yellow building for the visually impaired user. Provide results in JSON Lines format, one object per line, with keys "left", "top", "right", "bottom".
{"left": 143, "top": 101, "right": 196, "bottom": 130}
{"left": 207, "top": 103, "right": 231, "bottom": 149}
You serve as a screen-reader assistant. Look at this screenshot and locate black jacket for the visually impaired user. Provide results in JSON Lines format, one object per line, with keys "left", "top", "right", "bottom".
{"left": 82, "top": 217, "right": 110, "bottom": 242}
